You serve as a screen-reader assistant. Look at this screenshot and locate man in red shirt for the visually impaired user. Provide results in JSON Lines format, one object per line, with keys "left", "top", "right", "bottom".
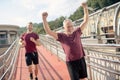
{"left": 42, "top": 2, "right": 89, "bottom": 80}
{"left": 20, "top": 22, "right": 41, "bottom": 80}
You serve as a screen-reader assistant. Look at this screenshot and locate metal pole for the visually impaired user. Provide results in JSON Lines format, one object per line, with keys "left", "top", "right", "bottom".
{"left": 113, "top": 3, "right": 120, "bottom": 52}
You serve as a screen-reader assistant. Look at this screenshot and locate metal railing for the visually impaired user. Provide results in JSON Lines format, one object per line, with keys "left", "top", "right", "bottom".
{"left": 0, "top": 37, "right": 20, "bottom": 80}
{"left": 83, "top": 44, "right": 120, "bottom": 80}
{"left": 40, "top": 35, "right": 120, "bottom": 80}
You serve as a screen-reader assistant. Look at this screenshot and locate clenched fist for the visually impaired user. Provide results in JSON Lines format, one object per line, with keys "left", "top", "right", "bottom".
{"left": 30, "top": 37, "right": 35, "bottom": 43}
{"left": 81, "top": 2, "right": 87, "bottom": 8}
{"left": 42, "top": 12, "right": 48, "bottom": 19}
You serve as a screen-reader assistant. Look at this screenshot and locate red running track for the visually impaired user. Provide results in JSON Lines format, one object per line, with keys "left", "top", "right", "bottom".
{"left": 15, "top": 46, "right": 70, "bottom": 80}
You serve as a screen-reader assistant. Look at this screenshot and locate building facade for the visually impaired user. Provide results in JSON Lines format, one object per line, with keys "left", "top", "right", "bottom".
{"left": 0, "top": 25, "right": 19, "bottom": 45}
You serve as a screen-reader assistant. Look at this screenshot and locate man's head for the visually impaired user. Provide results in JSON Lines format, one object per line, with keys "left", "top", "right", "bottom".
{"left": 27, "top": 22, "right": 33, "bottom": 32}
{"left": 63, "top": 19, "right": 74, "bottom": 33}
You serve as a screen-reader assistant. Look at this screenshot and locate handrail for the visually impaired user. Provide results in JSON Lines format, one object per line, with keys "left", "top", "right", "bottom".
{"left": 84, "top": 48, "right": 119, "bottom": 57}
{"left": 83, "top": 43, "right": 120, "bottom": 48}
{"left": 41, "top": 35, "right": 120, "bottom": 48}
{"left": 40, "top": 34, "right": 120, "bottom": 48}
{"left": 87, "top": 63, "right": 120, "bottom": 75}
{"left": 0, "top": 37, "right": 20, "bottom": 80}
{"left": 87, "top": 55, "right": 120, "bottom": 64}
{"left": 0, "top": 43, "right": 19, "bottom": 80}
{"left": 8, "top": 41, "right": 20, "bottom": 80}
{"left": 0, "top": 39, "right": 17, "bottom": 58}
{"left": 0, "top": 39, "right": 17, "bottom": 72}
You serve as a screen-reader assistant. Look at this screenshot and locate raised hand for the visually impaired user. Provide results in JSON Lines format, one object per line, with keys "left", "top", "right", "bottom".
{"left": 81, "top": 2, "right": 87, "bottom": 8}
{"left": 42, "top": 12, "right": 48, "bottom": 20}
{"left": 30, "top": 37, "right": 35, "bottom": 43}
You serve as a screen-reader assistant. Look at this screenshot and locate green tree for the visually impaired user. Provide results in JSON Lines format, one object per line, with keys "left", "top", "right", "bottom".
{"left": 69, "top": 7, "right": 84, "bottom": 21}
{"left": 88, "top": 0, "right": 100, "bottom": 9}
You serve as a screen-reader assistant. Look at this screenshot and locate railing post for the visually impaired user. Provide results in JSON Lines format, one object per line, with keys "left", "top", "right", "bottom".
{"left": 113, "top": 3, "right": 120, "bottom": 52}
{"left": 96, "top": 8, "right": 107, "bottom": 44}
{"left": 86, "top": 48, "right": 92, "bottom": 80}
{"left": 56, "top": 42, "right": 60, "bottom": 61}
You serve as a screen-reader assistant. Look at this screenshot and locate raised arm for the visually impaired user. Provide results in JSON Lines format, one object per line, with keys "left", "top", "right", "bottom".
{"left": 42, "top": 12, "right": 58, "bottom": 40}
{"left": 80, "top": 2, "right": 89, "bottom": 32}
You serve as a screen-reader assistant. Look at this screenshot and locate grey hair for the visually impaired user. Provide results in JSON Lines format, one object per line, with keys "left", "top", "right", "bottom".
{"left": 63, "top": 19, "right": 72, "bottom": 27}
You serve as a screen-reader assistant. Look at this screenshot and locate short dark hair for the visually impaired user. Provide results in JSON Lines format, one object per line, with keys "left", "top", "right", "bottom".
{"left": 29, "top": 22, "right": 33, "bottom": 24}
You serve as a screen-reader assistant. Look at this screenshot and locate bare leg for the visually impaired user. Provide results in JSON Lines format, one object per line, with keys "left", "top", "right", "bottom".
{"left": 28, "top": 65, "right": 33, "bottom": 73}
{"left": 28, "top": 65, "right": 33, "bottom": 79}
{"left": 34, "top": 64, "right": 38, "bottom": 77}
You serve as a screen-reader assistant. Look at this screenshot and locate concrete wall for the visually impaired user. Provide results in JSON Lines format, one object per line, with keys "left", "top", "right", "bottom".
{"left": 0, "top": 25, "right": 19, "bottom": 45}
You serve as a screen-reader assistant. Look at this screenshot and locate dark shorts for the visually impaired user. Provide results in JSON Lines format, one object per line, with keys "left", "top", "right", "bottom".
{"left": 66, "top": 57, "right": 87, "bottom": 80}
{"left": 25, "top": 52, "right": 39, "bottom": 66}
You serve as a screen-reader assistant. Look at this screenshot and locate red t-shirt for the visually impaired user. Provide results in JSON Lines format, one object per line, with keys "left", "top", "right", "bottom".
{"left": 21, "top": 32, "right": 39, "bottom": 53}
{"left": 57, "top": 27, "right": 85, "bottom": 62}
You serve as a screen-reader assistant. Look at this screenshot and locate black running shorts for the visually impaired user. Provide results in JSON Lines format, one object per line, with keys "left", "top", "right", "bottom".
{"left": 25, "top": 52, "right": 39, "bottom": 66}
{"left": 66, "top": 57, "right": 88, "bottom": 80}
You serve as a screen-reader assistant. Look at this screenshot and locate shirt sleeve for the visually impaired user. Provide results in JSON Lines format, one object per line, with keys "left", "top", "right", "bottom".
{"left": 57, "top": 33, "right": 64, "bottom": 42}
{"left": 75, "top": 27, "right": 82, "bottom": 36}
